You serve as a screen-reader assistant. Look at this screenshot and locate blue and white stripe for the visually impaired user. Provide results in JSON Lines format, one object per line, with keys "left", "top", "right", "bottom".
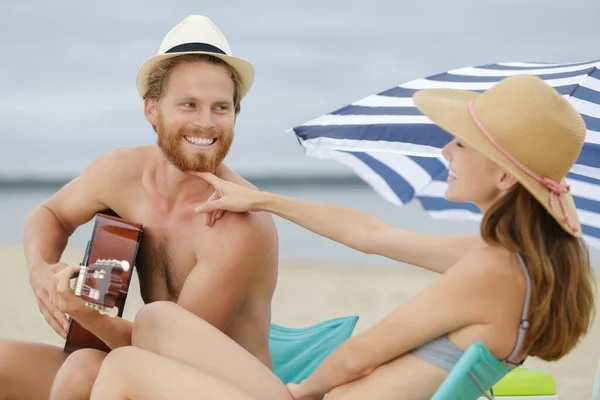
{"left": 292, "top": 61, "right": 600, "bottom": 249}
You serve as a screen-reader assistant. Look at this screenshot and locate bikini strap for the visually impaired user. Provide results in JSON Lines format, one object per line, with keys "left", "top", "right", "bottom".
{"left": 504, "top": 253, "right": 532, "bottom": 363}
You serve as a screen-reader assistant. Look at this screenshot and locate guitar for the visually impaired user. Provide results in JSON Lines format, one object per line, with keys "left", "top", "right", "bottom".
{"left": 63, "top": 212, "right": 143, "bottom": 354}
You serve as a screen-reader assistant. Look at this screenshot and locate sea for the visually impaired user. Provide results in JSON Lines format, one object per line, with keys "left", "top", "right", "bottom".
{"left": 1, "top": 177, "right": 598, "bottom": 271}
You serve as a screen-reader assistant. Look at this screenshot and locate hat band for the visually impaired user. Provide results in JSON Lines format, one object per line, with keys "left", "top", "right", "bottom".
{"left": 467, "top": 101, "right": 578, "bottom": 233}
{"left": 165, "top": 42, "right": 226, "bottom": 55}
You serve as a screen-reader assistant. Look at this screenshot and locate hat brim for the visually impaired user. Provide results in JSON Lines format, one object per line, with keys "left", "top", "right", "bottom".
{"left": 413, "top": 89, "right": 581, "bottom": 237}
{"left": 135, "top": 51, "right": 255, "bottom": 100}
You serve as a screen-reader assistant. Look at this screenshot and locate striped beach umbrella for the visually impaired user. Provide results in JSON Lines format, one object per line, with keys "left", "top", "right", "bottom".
{"left": 292, "top": 60, "right": 600, "bottom": 249}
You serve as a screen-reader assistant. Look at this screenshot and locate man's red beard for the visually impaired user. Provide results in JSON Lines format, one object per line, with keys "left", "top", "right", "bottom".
{"left": 156, "top": 117, "right": 233, "bottom": 173}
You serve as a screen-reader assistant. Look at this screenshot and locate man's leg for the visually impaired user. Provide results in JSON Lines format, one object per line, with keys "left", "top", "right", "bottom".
{"left": 50, "top": 349, "right": 107, "bottom": 400}
{"left": 0, "top": 339, "right": 68, "bottom": 400}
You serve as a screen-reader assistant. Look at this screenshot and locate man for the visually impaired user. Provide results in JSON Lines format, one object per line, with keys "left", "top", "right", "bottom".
{"left": 0, "top": 15, "right": 279, "bottom": 400}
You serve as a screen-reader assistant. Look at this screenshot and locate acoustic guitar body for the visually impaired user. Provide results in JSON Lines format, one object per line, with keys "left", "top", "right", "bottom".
{"left": 63, "top": 212, "right": 142, "bottom": 354}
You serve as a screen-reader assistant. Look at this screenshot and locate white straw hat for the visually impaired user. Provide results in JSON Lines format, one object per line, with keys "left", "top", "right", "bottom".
{"left": 136, "top": 15, "right": 255, "bottom": 100}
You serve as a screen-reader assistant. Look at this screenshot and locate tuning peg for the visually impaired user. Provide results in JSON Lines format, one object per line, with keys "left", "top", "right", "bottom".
{"left": 119, "top": 260, "right": 130, "bottom": 272}
{"left": 107, "top": 259, "right": 130, "bottom": 272}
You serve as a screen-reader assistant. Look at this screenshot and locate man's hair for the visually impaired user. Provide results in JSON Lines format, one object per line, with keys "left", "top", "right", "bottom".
{"left": 144, "top": 53, "right": 242, "bottom": 115}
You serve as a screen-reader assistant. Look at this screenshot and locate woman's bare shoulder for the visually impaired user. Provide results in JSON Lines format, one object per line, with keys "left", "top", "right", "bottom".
{"left": 450, "top": 246, "right": 524, "bottom": 293}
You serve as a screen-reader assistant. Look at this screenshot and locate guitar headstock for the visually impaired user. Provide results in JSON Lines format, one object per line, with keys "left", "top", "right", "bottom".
{"left": 73, "top": 259, "right": 130, "bottom": 318}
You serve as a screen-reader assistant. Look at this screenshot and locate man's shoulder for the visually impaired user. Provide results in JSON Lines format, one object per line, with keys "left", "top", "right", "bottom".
{"left": 95, "top": 145, "right": 156, "bottom": 166}
{"left": 85, "top": 145, "right": 156, "bottom": 178}
{"left": 211, "top": 164, "right": 275, "bottom": 235}
{"left": 198, "top": 164, "right": 277, "bottom": 255}
{"left": 212, "top": 210, "right": 276, "bottom": 243}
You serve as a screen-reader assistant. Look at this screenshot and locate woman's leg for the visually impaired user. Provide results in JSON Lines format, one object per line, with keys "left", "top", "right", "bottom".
{"left": 50, "top": 348, "right": 107, "bottom": 400}
{"left": 91, "top": 347, "right": 288, "bottom": 400}
{"left": 324, "top": 355, "right": 447, "bottom": 400}
{"left": 0, "top": 339, "right": 68, "bottom": 400}
{"left": 132, "top": 301, "right": 291, "bottom": 400}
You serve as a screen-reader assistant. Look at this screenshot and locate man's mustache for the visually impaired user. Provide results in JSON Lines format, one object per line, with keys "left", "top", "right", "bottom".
{"left": 179, "top": 127, "right": 222, "bottom": 137}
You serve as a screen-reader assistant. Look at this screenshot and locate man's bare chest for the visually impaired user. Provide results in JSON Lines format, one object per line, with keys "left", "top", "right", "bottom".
{"left": 137, "top": 229, "right": 195, "bottom": 300}
{"left": 111, "top": 203, "right": 200, "bottom": 302}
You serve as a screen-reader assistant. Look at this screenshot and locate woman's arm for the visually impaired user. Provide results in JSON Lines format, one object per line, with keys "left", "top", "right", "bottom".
{"left": 289, "top": 248, "right": 506, "bottom": 398}
{"left": 257, "top": 192, "right": 482, "bottom": 274}
{"left": 195, "top": 172, "right": 483, "bottom": 274}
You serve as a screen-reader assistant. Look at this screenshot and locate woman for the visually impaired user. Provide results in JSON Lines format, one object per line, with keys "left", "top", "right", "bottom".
{"left": 89, "top": 74, "right": 595, "bottom": 400}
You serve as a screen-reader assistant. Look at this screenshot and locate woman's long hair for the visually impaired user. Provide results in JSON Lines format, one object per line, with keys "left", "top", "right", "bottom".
{"left": 481, "top": 184, "right": 596, "bottom": 360}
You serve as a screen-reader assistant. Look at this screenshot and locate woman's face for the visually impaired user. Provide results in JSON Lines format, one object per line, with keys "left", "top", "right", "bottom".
{"left": 441, "top": 138, "right": 513, "bottom": 212}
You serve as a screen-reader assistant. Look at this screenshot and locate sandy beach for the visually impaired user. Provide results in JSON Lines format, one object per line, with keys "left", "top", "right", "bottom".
{"left": 1, "top": 245, "right": 599, "bottom": 399}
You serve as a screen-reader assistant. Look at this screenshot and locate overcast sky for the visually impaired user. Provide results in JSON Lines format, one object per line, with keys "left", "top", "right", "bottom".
{"left": 2, "top": 0, "right": 600, "bottom": 178}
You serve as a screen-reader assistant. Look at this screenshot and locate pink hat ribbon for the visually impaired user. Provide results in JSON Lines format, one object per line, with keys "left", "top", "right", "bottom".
{"left": 467, "top": 101, "right": 578, "bottom": 233}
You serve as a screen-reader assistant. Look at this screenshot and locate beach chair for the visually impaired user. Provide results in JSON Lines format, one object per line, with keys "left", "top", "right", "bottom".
{"left": 430, "top": 341, "right": 510, "bottom": 400}
{"left": 430, "top": 341, "right": 559, "bottom": 399}
{"left": 268, "top": 315, "right": 359, "bottom": 384}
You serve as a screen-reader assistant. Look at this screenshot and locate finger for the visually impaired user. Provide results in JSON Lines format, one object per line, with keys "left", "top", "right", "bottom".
{"left": 65, "top": 264, "right": 82, "bottom": 277}
{"left": 52, "top": 303, "right": 71, "bottom": 332}
{"left": 194, "top": 172, "right": 221, "bottom": 186}
{"left": 55, "top": 267, "right": 79, "bottom": 325}
{"left": 49, "top": 266, "right": 71, "bottom": 307}
{"left": 40, "top": 303, "right": 67, "bottom": 338}
{"left": 41, "top": 290, "right": 70, "bottom": 331}
{"left": 36, "top": 297, "right": 47, "bottom": 317}
{"left": 206, "top": 211, "right": 216, "bottom": 227}
{"left": 208, "top": 211, "right": 217, "bottom": 227}
{"left": 206, "top": 192, "right": 218, "bottom": 204}
{"left": 55, "top": 263, "right": 80, "bottom": 278}
{"left": 204, "top": 192, "right": 219, "bottom": 226}
{"left": 207, "top": 210, "right": 219, "bottom": 227}
{"left": 56, "top": 265, "right": 79, "bottom": 303}
{"left": 49, "top": 275, "right": 58, "bottom": 307}
{"left": 195, "top": 199, "right": 225, "bottom": 213}
{"left": 57, "top": 268, "right": 71, "bottom": 297}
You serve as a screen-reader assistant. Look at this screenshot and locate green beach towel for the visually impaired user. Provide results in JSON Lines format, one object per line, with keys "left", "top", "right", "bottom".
{"left": 269, "top": 316, "right": 359, "bottom": 384}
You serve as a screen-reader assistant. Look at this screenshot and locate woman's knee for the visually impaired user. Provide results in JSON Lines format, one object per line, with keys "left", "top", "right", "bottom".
{"left": 50, "top": 349, "right": 106, "bottom": 400}
{"left": 132, "top": 300, "right": 214, "bottom": 351}
{"left": 132, "top": 301, "right": 177, "bottom": 348}
{"left": 104, "top": 346, "right": 137, "bottom": 367}
{"left": 91, "top": 347, "right": 138, "bottom": 399}
{"left": 95, "top": 347, "right": 138, "bottom": 383}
